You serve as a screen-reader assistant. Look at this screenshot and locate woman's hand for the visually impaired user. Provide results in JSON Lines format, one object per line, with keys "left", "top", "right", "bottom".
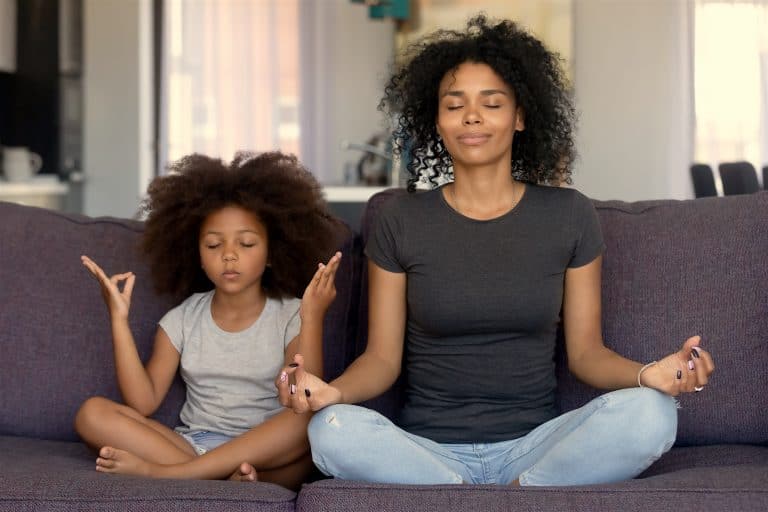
{"left": 276, "top": 354, "right": 342, "bottom": 413}
{"left": 640, "top": 335, "right": 715, "bottom": 396}
{"left": 300, "top": 251, "right": 341, "bottom": 322}
{"left": 81, "top": 255, "right": 135, "bottom": 320}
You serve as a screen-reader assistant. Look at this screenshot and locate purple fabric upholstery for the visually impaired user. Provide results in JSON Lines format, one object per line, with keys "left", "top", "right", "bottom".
{"left": 0, "top": 202, "right": 184, "bottom": 441}
{"left": 556, "top": 193, "right": 768, "bottom": 446}
{"left": 0, "top": 435, "right": 295, "bottom": 512}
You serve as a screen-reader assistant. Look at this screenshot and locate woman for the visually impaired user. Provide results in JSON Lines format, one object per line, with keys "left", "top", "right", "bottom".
{"left": 279, "top": 15, "right": 714, "bottom": 486}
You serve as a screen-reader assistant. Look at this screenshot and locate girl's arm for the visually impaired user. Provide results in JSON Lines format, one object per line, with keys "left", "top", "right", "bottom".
{"left": 563, "top": 255, "right": 714, "bottom": 395}
{"left": 280, "top": 259, "right": 406, "bottom": 411}
{"left": 81, "top": 255, "right": 179, "bottom": 416}
{"left": 282, "top": 252, "right": 342, "bottom": 379}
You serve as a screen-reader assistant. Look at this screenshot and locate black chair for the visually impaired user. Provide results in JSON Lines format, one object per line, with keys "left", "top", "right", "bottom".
{"left": 718, "top": 161, "right": 760, "bottom": 195}
{"left": 690, "top": 163, "right": 717, "bottom": 198}
{"left": 763, "top": 166, "right": 768, "bottom": 190}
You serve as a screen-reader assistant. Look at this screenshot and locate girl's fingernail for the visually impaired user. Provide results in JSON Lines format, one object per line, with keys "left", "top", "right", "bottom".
{"left": 305, "top": 389, "right": 311, "bottom": 397}
{"left": 676, "top": 370, "right": 682, "bottom": 380}
{"left": 691, "top": 347, "right": 700, "bottom": 358}
{"left": 290, "top": 384, "right": 296, "bottom": 395}
{"left": 279, "top": 372, "right": 287, "bottom": 382}
{"left": 289, "top": 363, "right": 299, "bottom": 368}
{"left": 688, "top": 360, "right": 695, "bottom": 371}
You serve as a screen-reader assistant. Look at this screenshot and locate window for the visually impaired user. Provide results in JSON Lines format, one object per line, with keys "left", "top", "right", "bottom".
{"left": 159, "top": 0, "right": 301, "bottom": 168}
{"left": 694, "top": 1, "right": 768, "bottom": 178}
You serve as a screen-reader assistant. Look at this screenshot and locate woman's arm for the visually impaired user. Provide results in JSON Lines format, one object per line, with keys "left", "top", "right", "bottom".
{"left": 81, "top": 255, "right": 179, "bottom": 415}
{"left": 563, "top": 255, "right": 714, "bottom": 395}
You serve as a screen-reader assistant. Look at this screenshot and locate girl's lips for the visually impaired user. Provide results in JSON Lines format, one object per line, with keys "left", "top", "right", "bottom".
{"left": 222, "top": 271, "right": 240, "bottom": 279}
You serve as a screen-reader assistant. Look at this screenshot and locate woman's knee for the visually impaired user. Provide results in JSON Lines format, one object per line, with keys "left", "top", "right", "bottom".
{"left": 309, "top": 405, "right": 380, "bottom": 456}
{"left": 619, "top": 388, "right": 678, "bottom": 455}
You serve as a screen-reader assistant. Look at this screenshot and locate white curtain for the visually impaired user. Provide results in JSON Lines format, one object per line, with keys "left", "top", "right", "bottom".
{"left": 694, "top": 0, "right": 768, "bottom": 178}
{"left": 159, "top": 0, "right": 301, "bottom": 170}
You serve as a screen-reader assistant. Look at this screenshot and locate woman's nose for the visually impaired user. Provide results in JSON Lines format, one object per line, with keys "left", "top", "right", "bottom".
{"left": 463, "top": 108, "right": 482, "bottom": 125}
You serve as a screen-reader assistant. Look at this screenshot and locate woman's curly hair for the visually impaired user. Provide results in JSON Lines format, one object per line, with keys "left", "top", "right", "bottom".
{"left": 141, "top": 151, "right": 345, "bottom": 300}
{"left": 380, "top": 14, "right": 575, "bottom": 191}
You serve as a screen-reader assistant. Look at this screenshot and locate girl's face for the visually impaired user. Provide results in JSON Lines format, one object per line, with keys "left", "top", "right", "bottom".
{"left": 199, "top": 206, "right": 269, "bottom": 297}
{"left": 436, "top": 61, "right": 525, "bottom": 173}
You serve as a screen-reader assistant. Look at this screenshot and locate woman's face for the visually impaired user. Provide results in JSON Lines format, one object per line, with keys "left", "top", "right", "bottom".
{"left": 436, "top": 61, "right": 524, "bottom": 172}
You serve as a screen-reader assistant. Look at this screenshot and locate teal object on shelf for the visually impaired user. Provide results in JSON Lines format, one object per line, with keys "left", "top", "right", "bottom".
{"left": 350, "top": 0, "right": 409, "bottom": 21}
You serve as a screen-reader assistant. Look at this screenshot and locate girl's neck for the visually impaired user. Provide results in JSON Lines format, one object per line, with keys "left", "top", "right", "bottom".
{"left": 210, "top": 287, "right": 268, "bottom": 332}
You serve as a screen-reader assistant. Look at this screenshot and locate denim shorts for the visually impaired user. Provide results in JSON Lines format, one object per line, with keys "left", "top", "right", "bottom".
{"left": 175, "top": 429, "right": 234, "bottom": 456}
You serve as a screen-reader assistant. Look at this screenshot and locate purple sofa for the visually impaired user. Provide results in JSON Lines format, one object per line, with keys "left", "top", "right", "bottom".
{"left": 1, "top": 189, "right": 767, "bottom": 511}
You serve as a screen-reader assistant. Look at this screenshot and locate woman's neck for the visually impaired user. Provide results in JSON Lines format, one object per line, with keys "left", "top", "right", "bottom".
{"left": 448, "top": 167, "right": 523, "bottom": 220}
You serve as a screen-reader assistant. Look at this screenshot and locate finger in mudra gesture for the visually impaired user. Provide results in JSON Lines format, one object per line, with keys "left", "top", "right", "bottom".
{"left": 638, "top": 335, "right": 715, "bottom": 395}
{"left": 81, "top": 255, "right": 135, "bottom": 319}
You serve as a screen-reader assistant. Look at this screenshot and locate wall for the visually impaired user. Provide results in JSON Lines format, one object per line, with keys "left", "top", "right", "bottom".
{"left": 0, "top": 0, "right": 15, "bottom": 72}
{"left": 572, "top": 0, "right": 693, "bottom": 201}
{"left": 300, "top": 1, "right": 395, "bottom": 184}
{"left": 83, "top": 0, "right": 152, "bottom": 218}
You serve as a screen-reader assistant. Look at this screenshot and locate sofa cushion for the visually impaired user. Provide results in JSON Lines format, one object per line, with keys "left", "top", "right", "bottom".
{"left": 0, "top": 435, "right": 296, "bottom": 512}
{"left": 0, "top": 202, "right": 184, "bottom": 441}
{"left": 556, "top": 193, "right": 768, "bottom": 446}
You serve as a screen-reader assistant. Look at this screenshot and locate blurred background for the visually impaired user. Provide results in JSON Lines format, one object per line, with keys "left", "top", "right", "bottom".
{"left": 0, "top": 0, "right": 767, "bottom": 222}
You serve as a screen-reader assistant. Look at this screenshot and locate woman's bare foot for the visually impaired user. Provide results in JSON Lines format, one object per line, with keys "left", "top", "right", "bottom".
{"left": 95, "top": 446, "right": 151, "bottom": 477}
{"left": 228, "top": 462, "right": 259, "bottom": 482}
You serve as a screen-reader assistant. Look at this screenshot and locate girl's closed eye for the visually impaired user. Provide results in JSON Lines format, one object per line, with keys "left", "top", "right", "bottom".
{"left": 205, "top": 243, "right": 221, "bottom": 249}
{"left": 485, "top": 104, "right": 501, "bottom": 109}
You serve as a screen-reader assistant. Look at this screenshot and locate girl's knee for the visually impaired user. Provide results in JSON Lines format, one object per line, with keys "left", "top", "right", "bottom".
{"left": 74, "top": 396, "right": 122, "bottom": 433}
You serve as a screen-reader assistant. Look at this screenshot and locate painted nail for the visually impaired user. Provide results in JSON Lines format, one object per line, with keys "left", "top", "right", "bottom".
{"left": 279, "top": 372, "right": 287, "bottom": 382}
{"left": 290, "top": 384, "right": 296, "bottom": 395}
{"left": 305, "top": 389, "right": 311, "bottom": 398}
{"left": 691, "top": 347, "right": 700, "bottom": 358}
{"left": 676, "top": 370, "right": 682, "bottom": 380}
{"left": 688, "top": 360, "right": 695, "bottom": 371}
{"left": 289, "top": 363, "right": 299, "bottom": 368}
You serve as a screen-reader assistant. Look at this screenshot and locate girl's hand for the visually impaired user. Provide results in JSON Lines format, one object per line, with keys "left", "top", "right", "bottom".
{"left": 81, "top": 255, "right": 135, "bottom": 320}
{"left": 276, "top": 353, "right": 342, "bottom": 413}
{"left": 300, "top": 252, "right": 341, "bottom": 322}
{"left": 640, "top": 335, "right": 715, "bottom": 396}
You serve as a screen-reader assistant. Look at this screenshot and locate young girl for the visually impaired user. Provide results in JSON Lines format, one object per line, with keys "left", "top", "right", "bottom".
{"left": 75, "top": 151, "right": 343, "bottom": 490}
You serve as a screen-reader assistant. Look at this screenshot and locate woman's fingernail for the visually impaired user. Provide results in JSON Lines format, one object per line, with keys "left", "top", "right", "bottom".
{"left": 688, "top": 360, "right": 695, "bottom": 371}
{"left": 289, "top": 363, "right": 299, "bottom": 368}
{"left": 676, "top": 370, "right": 682, "bottom": 380}
{"left": 305, "top": 389, "right": 311, "bottom": 397}
{"left": 290, "top": 384, "right": 296, "bottom": 395}
{"left": 279, "top": 372, "right": 287, "bottom": 382}
{"left": 691, "top": 347, "right": 701, "bottom": 358}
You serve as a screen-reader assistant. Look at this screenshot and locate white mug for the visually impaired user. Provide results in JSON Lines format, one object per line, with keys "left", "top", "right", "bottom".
{"left": 2, "top": 147, "right": 43, "bottom": 182}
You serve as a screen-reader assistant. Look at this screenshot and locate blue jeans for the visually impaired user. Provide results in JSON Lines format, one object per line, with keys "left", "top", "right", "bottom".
{"left": 308, "top": 388, "right": 677, "bottom": 486}
{"left": 175, "top": 429, "right": 234, "bottom": 456}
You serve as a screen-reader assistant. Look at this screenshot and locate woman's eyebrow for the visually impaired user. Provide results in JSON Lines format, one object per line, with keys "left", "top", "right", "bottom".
{"left": 441, "top": 89, "right": 509, "bottom": 97}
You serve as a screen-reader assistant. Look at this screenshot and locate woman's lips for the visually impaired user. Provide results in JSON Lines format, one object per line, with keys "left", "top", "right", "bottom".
{"left": 457, "top": 133, "right": 491, "bottom": 145}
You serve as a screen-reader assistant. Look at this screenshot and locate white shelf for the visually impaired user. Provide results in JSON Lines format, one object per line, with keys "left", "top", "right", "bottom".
{"left": 323, "top": 186, "right": 389, "bottom": 203}
{"left": 0, "top": 176, "right": 69, "bottom": 195}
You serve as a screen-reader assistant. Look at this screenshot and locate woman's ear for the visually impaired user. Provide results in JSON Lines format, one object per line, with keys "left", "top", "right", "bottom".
{"left": 515, "top": 107, "right": 525, "bottom": 132}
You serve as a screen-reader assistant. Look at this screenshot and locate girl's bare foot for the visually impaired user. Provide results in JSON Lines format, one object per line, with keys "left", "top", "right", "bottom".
{"left": 228, "top": 462, "right": 259, "bottom": 482}
{"left": 95, "top": 446, "right": 151, "bottom": 477}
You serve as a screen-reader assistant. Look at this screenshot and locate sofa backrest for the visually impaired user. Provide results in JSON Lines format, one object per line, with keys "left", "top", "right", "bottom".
{"left": 0, "top": 201, "right": 358, "bottom": 442}
{"left": 356, "top": 189, "right": 768, "bottom": 447}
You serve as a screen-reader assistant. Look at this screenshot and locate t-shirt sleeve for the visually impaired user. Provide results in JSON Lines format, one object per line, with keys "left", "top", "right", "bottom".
{"left": 364, "top": 200, "right": 405, "bottom": 273}
{"left": 568, "top": 191, "right": 605, "bottom": 268}
{"left": 158, "top": 303, "right": 184, "bottom": 353}
{"left": 282, "top": 298, "right": 301, "bottom": 349}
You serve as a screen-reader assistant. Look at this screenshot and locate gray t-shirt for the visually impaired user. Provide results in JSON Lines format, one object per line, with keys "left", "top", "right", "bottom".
{"left": 159, "top": 291, "right": 301, "bottom": 437}
{"left": 365, "top": 184, "right": 604, "bottom": 443}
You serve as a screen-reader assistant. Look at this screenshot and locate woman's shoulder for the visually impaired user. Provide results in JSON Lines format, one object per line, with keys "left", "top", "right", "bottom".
{"left": 379, "top": 188, "right": 443, "bottom": 216}
{"left": 526, "top": 184, "right": 594, "bottom": 210}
